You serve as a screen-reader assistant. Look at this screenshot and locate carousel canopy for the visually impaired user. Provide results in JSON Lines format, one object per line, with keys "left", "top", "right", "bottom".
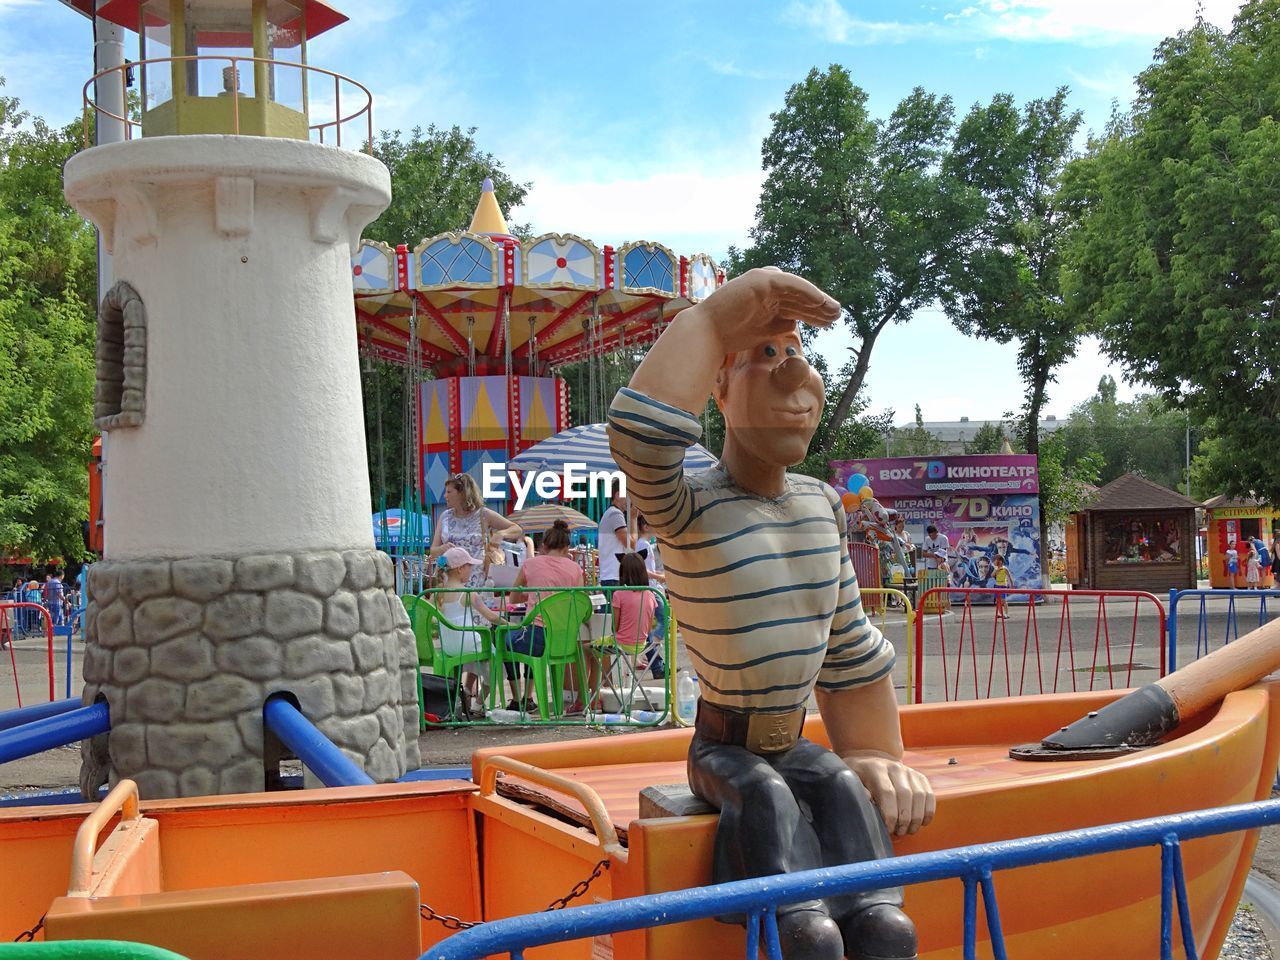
{"left": 351, "top": 180, "right": 724, "bottom": 376}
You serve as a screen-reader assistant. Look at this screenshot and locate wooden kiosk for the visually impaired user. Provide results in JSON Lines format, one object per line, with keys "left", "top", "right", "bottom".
{"left": 1203, "top": 495, "right": 1277, "bottom": 589}
{"left": 1065, "top": 473, "right": 1198, "bottom": 592}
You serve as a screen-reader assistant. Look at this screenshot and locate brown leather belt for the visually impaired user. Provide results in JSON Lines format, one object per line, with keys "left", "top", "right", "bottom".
{"left": 695, "top": 699, "right": 806, "bottom": 755}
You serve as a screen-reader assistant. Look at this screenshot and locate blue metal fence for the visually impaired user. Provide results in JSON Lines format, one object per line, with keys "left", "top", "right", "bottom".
{"left": 421, "top": 797, "right": 1280, "bottom": 960}
{"left": 1168, "top": 588, "right": 1280, "bottom": 670}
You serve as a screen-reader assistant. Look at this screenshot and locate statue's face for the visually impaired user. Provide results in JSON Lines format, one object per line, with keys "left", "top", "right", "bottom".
{"left": 718, "top": 329, "right": 824, "bottom": 468}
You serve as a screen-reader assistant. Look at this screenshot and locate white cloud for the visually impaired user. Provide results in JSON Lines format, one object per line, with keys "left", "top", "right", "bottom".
{"left": 1066, "top": 65, "right": 1137, "bottom": 99}
{"left": 790, "top": 0, "right": 1243, "bottom": 47}
{"left": 945, "top": 0, "right": 1242, "bottom": 44}
{"left": 512, "top": 166, "right": 763, "bottom": 260}
{"left": 706, "top": 58, "right": 785, "bottom": 81}
{"left": 785, "top": 0, "right": 939, "bottom": 45}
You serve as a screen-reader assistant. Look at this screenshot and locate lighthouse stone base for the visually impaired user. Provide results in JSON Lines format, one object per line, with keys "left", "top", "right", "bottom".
{"left": 80, "top": 548, "right": 422, "bottom": 799}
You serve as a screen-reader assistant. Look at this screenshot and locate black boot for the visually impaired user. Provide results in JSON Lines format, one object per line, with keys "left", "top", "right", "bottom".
{"left": 839, "top": 903, "right": 918, "bottom": 960}
{"left": 772, "top": 907, "right": 845, "bottom": 960}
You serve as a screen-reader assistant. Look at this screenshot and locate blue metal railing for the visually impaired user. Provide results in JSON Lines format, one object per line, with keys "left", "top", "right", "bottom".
{"left": 1168, "top": 588, "right": 1280, "bottom": 670}
{"left": 261, "top": 696, "right": 374, "bottom": 788}
{"left": 0, "top": 697, "right": 82, "bottom": 732}
{"left": 0, "top": 702, "right": 110, "bottom": 765}
{"left": 422, "top": 797, "right": 1280, "bottom": 960}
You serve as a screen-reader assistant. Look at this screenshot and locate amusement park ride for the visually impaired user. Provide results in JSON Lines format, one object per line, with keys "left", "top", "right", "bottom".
{"left": 3, "top": 3, "right": 1280, "bottom": 960}
{"left": 350, "top": 180, "right": 723, "bottom": 516}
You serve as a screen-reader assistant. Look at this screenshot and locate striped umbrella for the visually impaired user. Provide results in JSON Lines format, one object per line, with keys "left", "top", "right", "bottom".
{"left": 506, "top": 504, "right": 597, "bottom": 534}
{"left": 508, "top": 423, "right": 717, "bottom": 474}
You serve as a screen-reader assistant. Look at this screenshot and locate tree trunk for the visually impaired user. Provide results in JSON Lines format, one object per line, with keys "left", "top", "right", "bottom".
{"left": 816, "top": 323, "right": 882, "bottom": 459}
{"left": 1024, "top": 356, "right": 1050, "bottom": 585}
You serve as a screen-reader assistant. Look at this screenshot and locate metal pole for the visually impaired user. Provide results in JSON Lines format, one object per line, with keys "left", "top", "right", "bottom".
{"left": 1185, "top": 416, "right": 1192, "bottom": 499}
{"left": 94, "top": 1, "right": 126, "bottom": 555}
{"left": 93, "top": 1, "right": 125, "bottom": 288}
{"left": 262, "top": 696, "right": 374, "bottom": 787}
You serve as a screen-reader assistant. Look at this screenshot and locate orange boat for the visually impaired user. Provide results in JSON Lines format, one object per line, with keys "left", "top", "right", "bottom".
{"left": 1, "top": 684, "right": 1276, "bottom": 960}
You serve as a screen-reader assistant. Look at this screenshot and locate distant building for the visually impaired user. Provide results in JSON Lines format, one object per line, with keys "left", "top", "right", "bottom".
{"left": 889, "top": 416, "right": 1067, "bottom": 453}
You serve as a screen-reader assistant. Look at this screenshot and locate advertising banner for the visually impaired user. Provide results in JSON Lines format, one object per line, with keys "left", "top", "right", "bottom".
{"left": 832, "top": 456, "right": 1043, "bottom": 591}
{"left": 832, "top": 455, "right": 1039, "bottom": 498}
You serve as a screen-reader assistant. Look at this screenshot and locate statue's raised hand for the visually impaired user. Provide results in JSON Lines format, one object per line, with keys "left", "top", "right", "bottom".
{"left": 701, "top": 267, "right": 841, "bottom": 356}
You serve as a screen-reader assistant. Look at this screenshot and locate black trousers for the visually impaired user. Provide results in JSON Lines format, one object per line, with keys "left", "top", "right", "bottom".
{"left": 687, "top": 734, "right": 902, "bottom": 923}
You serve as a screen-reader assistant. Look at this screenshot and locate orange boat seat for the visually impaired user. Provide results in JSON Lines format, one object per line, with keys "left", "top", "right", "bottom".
{"left": 43, "top": 871, "right": 422, "bottom": 960}
{"left": 39, "top": 780, "right": 422, "bottom": 960}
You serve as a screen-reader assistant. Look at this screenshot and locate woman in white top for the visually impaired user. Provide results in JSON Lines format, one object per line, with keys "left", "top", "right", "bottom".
{"left": 635, "top": 515, "right": 668, "bottom": 677}
{"left": 435, "top": 546, "right": 503, "bottom": 717}
{"left": 429, "top": 473, "right": 523, "bottom": 589}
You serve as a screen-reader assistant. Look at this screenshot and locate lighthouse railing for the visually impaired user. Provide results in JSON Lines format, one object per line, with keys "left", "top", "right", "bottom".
{"left": 81, "top": 56, "right": 375, "bottom": 154}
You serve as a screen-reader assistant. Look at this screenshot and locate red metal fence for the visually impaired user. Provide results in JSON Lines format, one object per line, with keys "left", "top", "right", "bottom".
{"left": 849, "top": 542, "right": 882, "bottom": 614}
{"left": 913, "top": 588, "right": 1167, "bottom": 703}
{"left": 0, "top": 603, "right": 56, "bottom": 708}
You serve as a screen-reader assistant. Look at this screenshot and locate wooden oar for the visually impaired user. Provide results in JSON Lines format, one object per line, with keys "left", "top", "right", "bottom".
{"left": 1012, "top": 615, "right": 1280, "bottom": 761}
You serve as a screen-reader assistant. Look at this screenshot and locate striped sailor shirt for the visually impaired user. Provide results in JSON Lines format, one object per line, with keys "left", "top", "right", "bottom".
{"left": 607, "top": 386, "right": 896, "bottom": 714}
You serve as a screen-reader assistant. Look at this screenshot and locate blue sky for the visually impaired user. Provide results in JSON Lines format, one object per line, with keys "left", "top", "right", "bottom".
{"left": 2, "top": 0, "right": 1244, "bottom": 424}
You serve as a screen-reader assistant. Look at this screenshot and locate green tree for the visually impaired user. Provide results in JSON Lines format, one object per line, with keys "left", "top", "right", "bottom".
{"left": 942, "top": 87, "right": 1086, "bottom": 574}
{"left": 1055, "top": 377, "right": 1198, "bottom": 492}
{"left": 364, "top": 125, "right": 530, "bottom": 246}
{"left": 734, "top": 66, "right": 979, "bottom": 458}
{"left": 887, "top": 404, "right": 944, "bottom": 457}
{"left": 0, "top": 81, "right": 97, "bottom": 561}
{"left": 1062, "top": 1, "right": 1280, "bottom": 504}
{"left": 964, "top": 420, "right": 1009, "bottom": 454}
{"left": 1034, "top": 431, "right": 1103, "bottom": 528}
{"left": 358, "top": 125, "right": 530, "bottom": 509}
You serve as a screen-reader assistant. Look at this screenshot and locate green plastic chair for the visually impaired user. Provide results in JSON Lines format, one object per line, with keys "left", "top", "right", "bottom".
{"left": 400, "top": 595, "right": 432, "bottom": 730}
{"left": 496, "top": 590, "right": 594, "bottom": 720}
{"left": 592, "top": 592, "right": 663, "bottom": 716}
{"left": 415, "top": 598, "right": 497, "bottom": 720}
{"left": 401, "top": 595, "right": 438, "bottom": 672}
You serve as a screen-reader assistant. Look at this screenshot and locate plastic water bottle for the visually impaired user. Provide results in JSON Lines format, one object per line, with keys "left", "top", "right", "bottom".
{"left": 677, "top": 672, "right": 698, "bottom": 723}
{"left": 488, "top": 709, "right": 527, "bottom": 725}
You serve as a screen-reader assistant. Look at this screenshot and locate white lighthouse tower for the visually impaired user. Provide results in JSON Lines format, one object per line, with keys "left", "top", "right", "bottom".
{"left": 65, "top": 0, "right": 421, "bottom": 798}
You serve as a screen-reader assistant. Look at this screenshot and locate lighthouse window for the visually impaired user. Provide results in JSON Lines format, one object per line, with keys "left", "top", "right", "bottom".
{"left": 95, "top": 282, "right": 146, "bottom": 431}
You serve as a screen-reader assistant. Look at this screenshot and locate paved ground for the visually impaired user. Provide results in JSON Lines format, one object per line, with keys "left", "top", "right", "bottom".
{"left": 2, "top": 585, "right": 1277, "bottom": 788}
{"left": 4, "top": 595, "right": 1280, "bottom": 954}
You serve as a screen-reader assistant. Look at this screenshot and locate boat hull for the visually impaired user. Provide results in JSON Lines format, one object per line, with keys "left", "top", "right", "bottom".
{"left": 0, "top": 685, "right": 1273, "bottom": 960}
{"left": 473, "top": 684, "right": 1280, "bottom": 960}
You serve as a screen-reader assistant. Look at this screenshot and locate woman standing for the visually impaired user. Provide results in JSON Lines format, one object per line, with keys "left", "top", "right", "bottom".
{"left": 429, "top": 474, "right": 523, "bottom": 588}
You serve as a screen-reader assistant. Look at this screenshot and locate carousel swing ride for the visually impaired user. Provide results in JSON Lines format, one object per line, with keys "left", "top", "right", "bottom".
{"left": 351, "top": 178, "right": 724, "bottom": 571}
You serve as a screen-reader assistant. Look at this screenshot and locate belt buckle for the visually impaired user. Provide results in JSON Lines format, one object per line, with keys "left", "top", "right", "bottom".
{"left": 745, "top": 710, "right": 802, "bottom": 754}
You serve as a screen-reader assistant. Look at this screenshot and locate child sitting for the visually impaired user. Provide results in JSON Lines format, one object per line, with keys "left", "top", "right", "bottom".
{"left": 435, "top": 546, "right": 502, "bottom": 718}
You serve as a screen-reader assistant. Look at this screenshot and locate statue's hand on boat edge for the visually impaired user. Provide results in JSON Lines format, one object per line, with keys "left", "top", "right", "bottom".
{"left": 843, "top": 751, "right": 936, "bottom": 837}
{"left": 818, "top": 676, "right": 936, "bottom": 838}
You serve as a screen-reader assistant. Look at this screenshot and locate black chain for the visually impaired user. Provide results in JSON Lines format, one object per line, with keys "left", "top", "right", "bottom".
{"left": 545, "top": 858, "right": 611, "bottom": 911}
{"left": 419, "top": 903, "right": 479, "bottom": 931}
{"left": 14, "top": 915, "right": 46, "bottom": 942}
{"left": 419, "top": 858, "right": 611, "bottom": 931}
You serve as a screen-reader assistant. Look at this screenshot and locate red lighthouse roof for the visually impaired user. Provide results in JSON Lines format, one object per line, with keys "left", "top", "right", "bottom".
{"left": 94, "top": 0, "right": 348, "bottom": 40}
